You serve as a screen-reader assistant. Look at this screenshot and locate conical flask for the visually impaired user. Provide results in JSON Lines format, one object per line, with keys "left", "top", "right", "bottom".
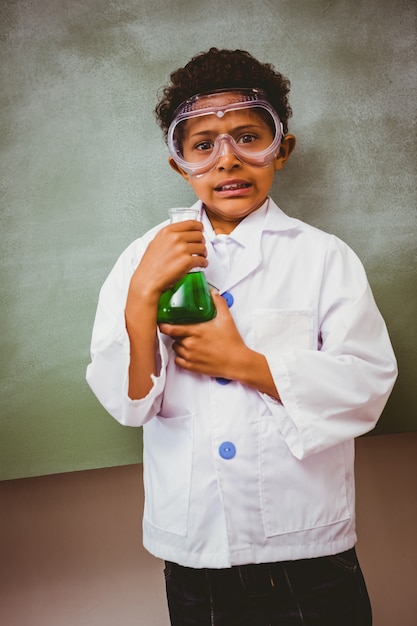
{"left": 157, "top": 208, "right": 216, "bottom": 324}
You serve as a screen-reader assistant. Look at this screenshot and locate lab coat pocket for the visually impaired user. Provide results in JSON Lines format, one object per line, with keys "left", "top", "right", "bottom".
{"left": 252, "top": 309, "right": 315, "bottom": 354}
{"left": 259, "top": 419, "right": 351, "bottom": 536}
{"left": 142, "top": 414, "right": 193, "bottom": 536}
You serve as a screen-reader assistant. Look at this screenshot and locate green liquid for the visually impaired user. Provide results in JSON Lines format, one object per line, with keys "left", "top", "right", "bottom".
{"left": 157, "top": 271, "right": 216, "bottom": 324}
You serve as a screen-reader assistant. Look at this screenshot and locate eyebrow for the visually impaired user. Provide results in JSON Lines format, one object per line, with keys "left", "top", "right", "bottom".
{"left": 187, "top": 123, "right": 265, "bottom": 140}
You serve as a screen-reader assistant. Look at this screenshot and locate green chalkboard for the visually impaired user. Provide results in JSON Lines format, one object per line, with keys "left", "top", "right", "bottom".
{"left": 1, "top": 0, "right": 416, "bottom": 480}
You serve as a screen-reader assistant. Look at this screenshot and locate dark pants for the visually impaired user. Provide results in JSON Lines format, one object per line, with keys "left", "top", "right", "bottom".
{"left": 164, "top": 548, "right": 372, "bottom": 625}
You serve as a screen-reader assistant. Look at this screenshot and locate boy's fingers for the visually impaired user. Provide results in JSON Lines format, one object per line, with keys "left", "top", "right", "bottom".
{"left": 159, "top": 323, "right": 189, "bottom": 337}
{"left": 211, "top": 291, "right": 228, "bottom": 310}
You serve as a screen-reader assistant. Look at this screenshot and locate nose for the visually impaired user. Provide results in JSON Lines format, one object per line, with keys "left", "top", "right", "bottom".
{"left": 216, "top": 136, "right": 242, "bottom": 170}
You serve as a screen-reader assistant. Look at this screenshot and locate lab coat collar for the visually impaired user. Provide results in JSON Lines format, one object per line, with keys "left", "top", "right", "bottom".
{"left": 197, "top": 198, "right": 300, "bottom": 292}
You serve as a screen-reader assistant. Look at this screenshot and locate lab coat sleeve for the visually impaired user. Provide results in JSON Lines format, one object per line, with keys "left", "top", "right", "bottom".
{"left": 86, "top": 239, "right": 168, "bottom": 426}
{"left": 261, "top": 236, "right": 398, "bottom": 460}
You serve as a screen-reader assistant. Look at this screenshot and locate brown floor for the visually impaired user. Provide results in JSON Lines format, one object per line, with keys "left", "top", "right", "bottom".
{"left": 1, "top": 432, "right": 416, "bottom": 626}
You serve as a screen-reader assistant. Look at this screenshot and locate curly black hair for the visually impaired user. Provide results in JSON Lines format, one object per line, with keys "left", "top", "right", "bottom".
{"left": 155, "top": 48, "right": 292, "bottom": 140}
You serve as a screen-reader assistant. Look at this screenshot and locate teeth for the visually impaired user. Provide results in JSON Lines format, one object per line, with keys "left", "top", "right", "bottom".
{"left": 217, "top": 183, "right": 249, "bottom": 191}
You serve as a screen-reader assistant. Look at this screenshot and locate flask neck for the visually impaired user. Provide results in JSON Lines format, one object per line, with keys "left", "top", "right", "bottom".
{"left": 169, "top": 207, "right": 200, "bottom": 223}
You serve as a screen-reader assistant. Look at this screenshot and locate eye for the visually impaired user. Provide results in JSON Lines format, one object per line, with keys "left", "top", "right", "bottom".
{"left": 195, "top": 140, "right": 214, "bottom": 152}
{"left": 237, "top": 133, "right": 257, "bottom": 145}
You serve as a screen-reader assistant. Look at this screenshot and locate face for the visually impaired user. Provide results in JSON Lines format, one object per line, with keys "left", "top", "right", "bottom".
{"left": 169, "top": 94, "right": 295, "bottom": 234}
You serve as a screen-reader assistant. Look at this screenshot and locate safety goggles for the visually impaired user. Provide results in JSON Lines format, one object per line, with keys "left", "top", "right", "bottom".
{"left": 167, "top": 88, "right": 283, "bottom": 177}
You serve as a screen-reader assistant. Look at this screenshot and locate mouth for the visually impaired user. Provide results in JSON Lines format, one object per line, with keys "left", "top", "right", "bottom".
{"left": 214, "top": 181, "right": 252, "bottom": 192}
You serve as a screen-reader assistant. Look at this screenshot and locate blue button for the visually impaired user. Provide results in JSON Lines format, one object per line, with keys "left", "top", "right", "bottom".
{"left": 221, "top": 291, "right": 234, "bottom": 308}
{"left": 215, "top": 377, "right": 232, "bottom": 385}
{"left": 219, "top": 442, "right": 236, "bottom": 460}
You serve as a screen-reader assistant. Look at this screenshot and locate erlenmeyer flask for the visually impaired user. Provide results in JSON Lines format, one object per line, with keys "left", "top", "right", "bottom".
{"left": 157, "top": 208, "right": 216, "bottom": 324}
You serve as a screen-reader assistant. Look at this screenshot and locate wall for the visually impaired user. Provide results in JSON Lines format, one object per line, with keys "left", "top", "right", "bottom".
{"left": 1, "top": 0, "right": 416, "bottom": 480}
{"left": 1, "top": 433, "right": 416, "bottom": 626}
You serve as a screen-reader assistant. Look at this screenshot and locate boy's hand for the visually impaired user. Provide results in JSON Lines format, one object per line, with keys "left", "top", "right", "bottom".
{"left": 160, "top": 291, "right": 280, "bottom": 400}
{"left": 135, "top": 221, "right": 208, "bottom": 297}
{"left": 159, "top": 291, "right": 250, "bottom": 380}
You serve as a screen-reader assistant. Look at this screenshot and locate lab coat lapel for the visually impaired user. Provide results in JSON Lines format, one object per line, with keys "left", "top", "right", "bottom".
{"left": 202, "top": 198, "right": 299, "bottom": 292}
{"left": 205, "top": 238, "right": 262, "bottom": 292}
{"left": 203, "top": 201, "right": 265, "bottom": 292}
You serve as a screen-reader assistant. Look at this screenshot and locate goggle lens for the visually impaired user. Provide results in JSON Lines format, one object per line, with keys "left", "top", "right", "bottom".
{"left": 167, "top": 90, "right": 282, "bottom": 177}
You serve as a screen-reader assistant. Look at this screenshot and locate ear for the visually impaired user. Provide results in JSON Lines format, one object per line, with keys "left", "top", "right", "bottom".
{"left": 274, "top": 134, "right": 296, "bottom": 171}
{"left": 168, "top": 156, "right": 189, "bottom": 180}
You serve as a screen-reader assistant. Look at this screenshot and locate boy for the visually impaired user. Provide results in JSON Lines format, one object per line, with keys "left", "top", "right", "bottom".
{"left": 87, "top": 48, "right": 397, "bottom": 625}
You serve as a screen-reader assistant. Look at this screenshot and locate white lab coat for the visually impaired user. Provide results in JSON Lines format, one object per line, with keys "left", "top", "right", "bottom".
{"left": 86, "top": 198, "right": 397, "bottom": 568}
